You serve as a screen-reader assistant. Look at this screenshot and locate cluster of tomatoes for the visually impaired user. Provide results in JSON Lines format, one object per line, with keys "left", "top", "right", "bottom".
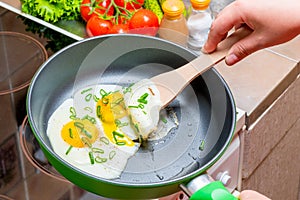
{"left": 80, "top": 0, "right": 159, "bottom": 36}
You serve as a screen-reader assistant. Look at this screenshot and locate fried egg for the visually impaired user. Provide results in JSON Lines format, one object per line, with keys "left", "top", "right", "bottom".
{"left": 47, "top": 81, "right": 177, "bottom": 179}
{"left": 123, "top": 79, "right": 162, "bottom": 140}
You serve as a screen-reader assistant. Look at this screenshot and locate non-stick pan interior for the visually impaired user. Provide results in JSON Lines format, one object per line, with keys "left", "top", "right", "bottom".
{"left": 27, "top": 34, "right": 235, "bottom": 198}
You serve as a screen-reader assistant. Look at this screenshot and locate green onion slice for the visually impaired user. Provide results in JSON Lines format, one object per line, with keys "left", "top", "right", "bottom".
{"left": 95, "top": 156, "right": 107, "bottom": 163}
{"left": 84, "top": 106, "right": 93, "bottom": 113}
{"left": 68, "top": 128, "right": 73, "bottom": 139}
{"left": 85, "top": 93, "right": 92, "bottom": 102}
{"left": 100, "top": 137, "right": 109, "bottom": 145}
{"left": 92, "top": 147, "right": 104, "bottom": 154}
{"left": 199, "top": 140, "right": 205, "bottom": 151}
{"left": 65, "top": 146, "right": 73, "bottom": 155}
{"left": 89, "top": 151, "right": 95, "bottom": 164}
{"left": 81, "top": 88, "right": 92, "bottom": 94}
{"left": 109, "top": 150, "right": 116, "bottom": 160}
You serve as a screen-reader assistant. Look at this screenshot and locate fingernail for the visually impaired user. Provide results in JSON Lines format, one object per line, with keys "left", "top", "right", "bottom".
{"left": 226, "top": 53, "right": 239, "bottom": 65}
{"left": 201, "top": 43, "right": 209, "bottom": 54}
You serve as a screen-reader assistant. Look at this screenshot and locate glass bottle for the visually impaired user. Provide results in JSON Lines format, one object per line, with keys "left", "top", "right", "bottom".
{"left": 186, "top": 0, "right": 213, "bottom": 53}
{"left": 158, "top": 0, "right": 189, "bottom": 46}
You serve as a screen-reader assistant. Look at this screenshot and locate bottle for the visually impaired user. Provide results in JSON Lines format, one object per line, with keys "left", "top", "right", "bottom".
{"left": 158, "top": 0, "right": 189, "bottom": 46}
{"left": 186, "top": 0, "right": 213, "bottom": 53}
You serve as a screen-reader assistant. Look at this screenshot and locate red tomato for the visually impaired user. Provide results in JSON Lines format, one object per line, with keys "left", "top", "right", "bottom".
{"left": 80, "top": 0, "right": 114, "bottom": 22}
{"left": 109, "top": 24, "right": 129, "bottom": 34}
{"left": 114, "top": 0, "right": 144, "bottom": 10}
{"left": 128, "top": 9, "right": 159, "bottom": 36}
{"left": 86, "top": 16, "right": 113, "bottom": 36}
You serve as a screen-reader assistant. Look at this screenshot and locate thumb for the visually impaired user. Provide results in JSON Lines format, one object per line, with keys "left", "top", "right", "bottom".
{"left": 225, "top": 32, "right": 262, "bottom": 65}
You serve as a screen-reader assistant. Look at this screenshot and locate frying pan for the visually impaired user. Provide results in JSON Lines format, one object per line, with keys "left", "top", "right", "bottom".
{"left": 27, "top": 34, "right": 236, "bottom": 199}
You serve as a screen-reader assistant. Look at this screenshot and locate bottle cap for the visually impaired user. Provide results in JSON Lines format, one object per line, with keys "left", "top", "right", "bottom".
{"left": 162, "top": 0, "right": 185, "bottom": 20}
{"left": 190, "top": 0, "right": 210, "bottom": 10}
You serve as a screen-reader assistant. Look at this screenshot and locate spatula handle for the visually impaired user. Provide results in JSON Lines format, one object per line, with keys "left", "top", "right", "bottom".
{"left": 153, "top": 28, "right": 250, "bottom": 108}
{"left": 176, "top": 27, "right": 251, "bottom": 82}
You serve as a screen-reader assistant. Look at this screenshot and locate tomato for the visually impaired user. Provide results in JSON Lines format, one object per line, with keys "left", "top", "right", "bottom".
{"left": 114, "top": 0, "right": 144, "bottom": 10}
{"left": 128, "top": 9, "right": 159, "bottom": 36}
{"left": 86, "top": 16, "right": 113, "bottom": 36}
{"left": 80, "top": 0, "right": 114, "bottom": 22}
{"left": 109, "top": 23, "right": 129, "bottom": 34}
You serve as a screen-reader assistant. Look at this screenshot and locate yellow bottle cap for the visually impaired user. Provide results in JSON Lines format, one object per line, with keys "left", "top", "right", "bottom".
{"left": 162, "top": 0, "right": 185, "bottom": 20}
{"left": 190, "top": 0, "right": 210, "bottom": 10}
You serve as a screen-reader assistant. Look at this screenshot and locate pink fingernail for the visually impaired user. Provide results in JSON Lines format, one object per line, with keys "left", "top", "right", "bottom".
{"left": 226, "top": 53, "right": 239, "bottom": 65}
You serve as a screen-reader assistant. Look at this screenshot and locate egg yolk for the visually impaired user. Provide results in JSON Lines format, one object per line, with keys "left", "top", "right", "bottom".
{"left": 61, "top": 119, "right": 99, "bottom": 148}
{"left": 96, "top": 92, "right": 135, "bottom": 147}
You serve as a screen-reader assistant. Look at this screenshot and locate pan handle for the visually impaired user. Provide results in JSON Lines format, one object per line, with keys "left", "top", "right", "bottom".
{"left": 180, "top": 174, "right": 239, "bottom": 200}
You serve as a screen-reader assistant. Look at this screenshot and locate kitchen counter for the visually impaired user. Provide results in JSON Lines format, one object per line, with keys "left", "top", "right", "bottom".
{"left": 1, "top": 0, "right": 299, "bottom": 199}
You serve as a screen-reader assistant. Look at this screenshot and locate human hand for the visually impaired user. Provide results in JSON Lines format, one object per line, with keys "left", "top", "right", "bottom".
{"left": 203, "top": 0, "right": 300, "bottom": 65}
{"left": 239, "top": 190, "right": 271, "bottom": 200}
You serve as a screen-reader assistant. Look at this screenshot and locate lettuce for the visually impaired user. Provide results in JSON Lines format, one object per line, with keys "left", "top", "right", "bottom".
{"left": 21, "top": 0, "right": 82, "bottom": 23}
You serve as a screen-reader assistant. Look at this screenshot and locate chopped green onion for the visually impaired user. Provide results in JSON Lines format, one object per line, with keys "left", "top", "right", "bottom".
{"left": 89, "top": 151, "right": 95, "bottom": 164}
{"left": 81, "top": 137, "right": 92, "bottom": 147}
{"left": 74, "top": 122, "right": 92, "bottom": 139}
{"left": 138, "top": 104, "right": 144, "bottom": 109}
{"left": 113, "top": 131, "right": 126, "bottom": 145}
{"left": 115, "top": 119, "right": 121, "bottom": 126}
{"left": 115, "top": 119, "right": 128, "bottom": 128}
{"left": 95, "top": 156, "right": 107, "bottom": 163}
{"left": 134, "top": 124, "right": 140, "bottom": 133}
{"left": 70, "top": 107, "right": 76, "bottom": 116}
{"left": 81, "top": 88, "right": 92, "bottom": 94}
{"left": 138, "top": 93, "right": 149, "bottom": 104}
{"left": 142, "top": 111, "right": 147, "bottom": 115}
{"left": 83, "top": 129, "right": 92, "bottom": 139}
{"left": 199, "top": 140, "right": 205, "bottom": 151}
{"left": 69, "top": 107, "right": 77, "bottom": 119}
{"left": 96, "top": 105, "right": 101, "bottom": 118}
{"left": 128, "top": 105, "right": 139, "bottom": 108}
{"left": 111, "top": 97, "right": 124, "bottom": 107}
{"left": 137, "top": 99, "right": 148, "bottom": 104}
{"left": 113, "top": 131, "right": 124, "bottom": 137}
{"left": 92, "top": 147, "right": 104, "bottom": 154}
{"left": 82, "top": 115, "right": 96, "bottom": 124}
{"left": 65, "top": 146, "right": 73, "bottom": 155}
{"left": 161, "top": 118, "right": 168, "bottom": 124}
{"left": 70, "top": 116, "right": 78, "bottom": 120}
{"left": 74, "top": 121, "right": 84, "bottom": 130}
{"left": 100, "top": 89, "right": 108, "bottom": 97}
{"left": 109, "top": 150, "right": 116, "bottom": 160}
{"left": 85, "top": 93, "right": 92, "bottom": 102}
{"left": 84, "top": 107, "right": 93, "bottom": 113}
{"left": 68, "top": 128, "right": 73, "bottom": 138}
{"left": 100, "top": 137, "right": 109, "bottom": 145}
{"left": 116, "top": 141, "right": 126, "bottom": 146}
{"left": 93, "top": 95, "right": 100, "bottom": 102}
{"left": 140, "top": 93, "right": 149, "bottom": 100}
{"left": 123, "top": 83, "right": 134, "bottom": 94}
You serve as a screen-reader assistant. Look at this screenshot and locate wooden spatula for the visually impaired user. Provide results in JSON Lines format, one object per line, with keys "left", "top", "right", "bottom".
{"left": 151, "top": 28, "right": 250, "bottom": 108}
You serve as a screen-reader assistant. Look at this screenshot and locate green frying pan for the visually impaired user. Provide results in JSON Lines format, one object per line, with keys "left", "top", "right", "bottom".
{"left": 27, "top": 34, "right": 236, "bottom": 199}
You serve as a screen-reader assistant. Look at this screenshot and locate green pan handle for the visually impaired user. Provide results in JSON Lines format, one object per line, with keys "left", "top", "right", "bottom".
{"left": 190, "top": 181, "right": 238, "bottom": 200}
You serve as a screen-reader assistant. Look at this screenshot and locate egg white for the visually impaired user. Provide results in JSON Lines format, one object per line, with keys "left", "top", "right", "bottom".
{"left": 47, "top": 82, "right": 178, "bottom": 179}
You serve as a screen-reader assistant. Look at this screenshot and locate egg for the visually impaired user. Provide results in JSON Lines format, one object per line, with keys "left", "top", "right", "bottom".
{"left": 47, "top": 81, "right": 178, "bottom": 179}
{"left": 123, "top": 79, "right": 162, "bottom": 140}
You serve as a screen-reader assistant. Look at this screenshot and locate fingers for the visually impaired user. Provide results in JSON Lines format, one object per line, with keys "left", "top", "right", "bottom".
{"left": 239, "top": 190, "right": 271, "bottom": 200}
{"left": 203, "top": 1, "right": 246, "bottom": 53}
{"left": 225, "top": 29, "right": 261, "bottom": 65}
